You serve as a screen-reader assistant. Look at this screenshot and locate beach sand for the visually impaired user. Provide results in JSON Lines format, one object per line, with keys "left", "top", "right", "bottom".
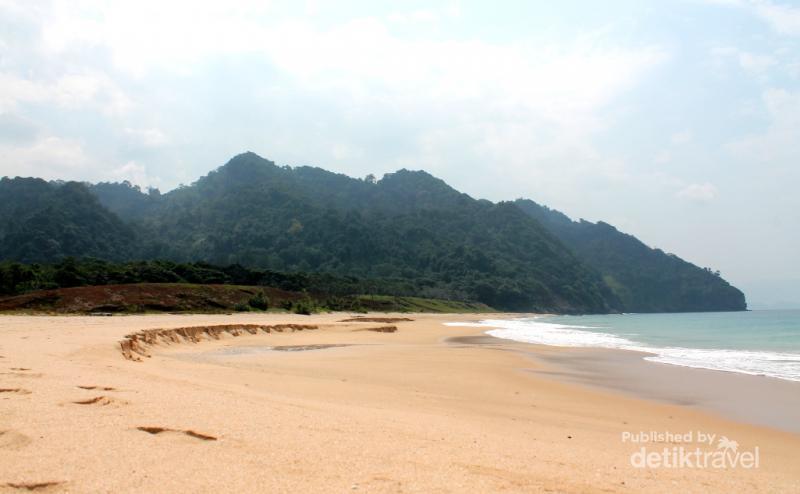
{"left": 0, "top": 313, "right": 798, "bottom": 493}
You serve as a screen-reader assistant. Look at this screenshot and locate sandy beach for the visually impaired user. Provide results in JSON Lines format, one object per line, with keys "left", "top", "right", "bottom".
{"left": 1, "top": 313, "right": 799, "bottom": 493}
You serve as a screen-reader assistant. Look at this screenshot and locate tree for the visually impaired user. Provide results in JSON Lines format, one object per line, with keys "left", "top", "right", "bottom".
{"left": 248, "top": 291, "right": 269, "bottom": 310}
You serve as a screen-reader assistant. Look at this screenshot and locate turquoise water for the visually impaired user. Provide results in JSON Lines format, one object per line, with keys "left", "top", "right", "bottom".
{"left": 452, "top": 310, "right": 800, "bottom": 382}
{"left": 545, "top": 310, "right": 800, "bottom": 352}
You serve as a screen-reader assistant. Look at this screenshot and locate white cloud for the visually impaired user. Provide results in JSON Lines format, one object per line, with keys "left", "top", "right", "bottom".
{"left": 124, "top": 127, "right": 169, "bottom": 148}
{"left": 738, "top": 51, "right": 777, "bottom": 73}
{"left": 0, "top": 112, "right": 39, "bottom": 144}
{"left": 0, "top": 136, "right": 161, "bottom": 188}
{"left": 703, "top": 0, "right": 745, "bottom": 5}
{"left": 677, "top": 183, "right": 718, "bottom": 202}
{"left": 330, "top": 142, "right": 364, "bottom": 161}
{"left": 107, "top": 160, "right": 159, "bottom": 188}
{"left": 17, "top": 1, "right": 667, "bottom": 200}
{"left": 654, "top": 150, "right": 672, "bottom": 164}
{"left": 0, "top": 136, "right": 93, "bottom": 180}
{"left": 388, "top": 9, "right": 440, "bottom": 24}
{"left": 40, "top": 0, "right": 276, "bottom": 76}
{"left": 0, "top": 71, "right": 131, "bottom": 114}
{"left": 0, "top": 74, "right": 48, "bottom": 112}
{"left": 728, "top": 88, "right": 800, "bottom": 165}
{"left": 33, "top": 2, "right": 665, "bottom": 131}
{"left": 259, "top": 20, "right": 666, "bottom": 141}
{"left": 751, "top": 0, "right": 800, "bottom": 36}
{"left": 709, "top": 0, "right": 800, "bottom": 36}
{"left": 670, "top": 130, "right": 693, "bottom": 145}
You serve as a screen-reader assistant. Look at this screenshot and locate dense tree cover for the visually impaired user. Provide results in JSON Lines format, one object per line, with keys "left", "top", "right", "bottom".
{"left": 0, "top": 152, "right": 746, "bottom": 313}
{"left": 122, "top": 153, "right": 616, "bottom": 312}
{"left": 0, "top": 178, "right": 136, "bottom": 262}
{"left": 514, "top": 199, "right": 746, "bottom": 312}
{"left": 89, "top": 181, "right": 161, "bottom": 221}
{"left": 0, "top": 258, "right": 490, "bottom": 314}
{"left": 0, "top": 258, "right": 372, "bottom": 297}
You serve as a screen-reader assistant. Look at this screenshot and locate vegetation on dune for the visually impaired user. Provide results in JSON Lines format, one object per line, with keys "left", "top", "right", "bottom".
{"left": 0, "top": 259, "right": 493, "bottom": 314}
{"left": 355, "top": 295, "right": 493, "bottom": 313}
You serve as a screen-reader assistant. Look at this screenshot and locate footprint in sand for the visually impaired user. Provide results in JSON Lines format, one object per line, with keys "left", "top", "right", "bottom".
{"left": 0, "top": 430, "right": 32, "bottom": 450}
{"left": 0, "top": 388, "right": 31, "bottom": 395}
{"left": 71, "top": 396, "right": 127, "bottom": 407}
{"left": 76, "top": 385, "right": 117, "bottom": 391}
{"left": 136, "top": 426, "right": 217, "bottom": 441}
{"left": 3, "top": 481, "right": 64, "bottom": 491}
{"left": 1, "top": 372, "right": 43, "bottom": 379}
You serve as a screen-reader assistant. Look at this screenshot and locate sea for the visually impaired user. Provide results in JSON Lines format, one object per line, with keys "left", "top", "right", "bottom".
{"left": 449, "top": 310, "right": 800, "bottom": 382}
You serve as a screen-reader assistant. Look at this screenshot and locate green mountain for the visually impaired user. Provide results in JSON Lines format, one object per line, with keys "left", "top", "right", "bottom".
{"left": 0, "top": 177, "right": 136, "bottom": 263}
{"left": 0, "top": 152, "right": 746, "bottom": 313}
{"left": 514, "top": 199, "right": 746, "bottom": 312}
{"left": 128, "top": 153, "right": 617, "bottom": 313}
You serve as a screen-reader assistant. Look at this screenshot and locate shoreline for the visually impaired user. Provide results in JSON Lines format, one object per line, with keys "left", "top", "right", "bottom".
{"left": 1, "top": 312, "right": 798, "bottom": 492}
{"left": 450, "top": 332, "right": 800, "bottom": 434}
{"left": 531, "top": 346, "right": 800, "bottom": 434}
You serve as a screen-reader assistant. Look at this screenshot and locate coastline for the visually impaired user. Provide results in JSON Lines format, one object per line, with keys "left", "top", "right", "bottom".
{"left": 530, "top": 345, "right": 800, "bottom": 434}
{"left": 1, "top": 312, "right": 798, "bottom": 492}
{"left": 452, "top": 332, "right": 800, "bottom": 433}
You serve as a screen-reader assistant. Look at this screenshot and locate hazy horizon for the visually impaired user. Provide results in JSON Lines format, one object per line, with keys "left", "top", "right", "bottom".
{"left": 1, "top": 1, "right": 798, "bottom": 309}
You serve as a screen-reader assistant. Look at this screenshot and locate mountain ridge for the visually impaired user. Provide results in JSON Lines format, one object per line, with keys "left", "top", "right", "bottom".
{"left": 514, "top": 199, "right": 746, "bottom": 313}
{"left": 0, "top": 152, "right": 746, "bottom": 313}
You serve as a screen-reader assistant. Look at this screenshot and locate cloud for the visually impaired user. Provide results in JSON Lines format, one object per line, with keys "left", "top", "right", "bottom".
{"left": 751, "top": 0, "right": 800, "bottom": 36}
{"left": 654, "top": 150, "right": 672, "bottom": 164}
{"left": 670, "top": 130, "right": 693, "bottom": 145}
{"left": 9, "top": 2, "right": 666, "bottom": 196}
{"left": 708, "top": 0, "right": 800, "bottom": 36}
{"left": 0, "top": 136, "right": 93, "bottom": 180}
{"left": 107, "top": 160, "right": 159, "bottom": 188}
{"left": 1, "top": 0, "right": 667, "bottom": 202}
{"left": 0, "top": 135, "right": 162, "bottom": 188}
{"left": 259, "top": 20, "right": 666, "bottom": 132}
{"left": 0, "top": 74, "right": 48, "bottom": 112}
{"left": 32, "top": 2, "right": 665, "bottom": 128}
{"left": 738, "top": 51, "right": 777, "bottom": 73}
{"left": 387, "top": 9, "right": 440, "bottom": 24}
{"left": 677, "top": 183, "right": 718, "bottom": 202}
{"left": 0, "top": 112, "right": 39, "bottom": 144}
{"left": 728, "top": 88, "right": 800, "bottom": 165}
{"left": 124, "top": 127, "right": 169, "bottom": 148}
{"left": 244, "top": 17, "right": 667, "bottom": 205}
{"left": 703, "top": 0, "right": 745, "bottom": 5}
{"left": 39, "top": 0, "right": 276, "bottom": 76}
{"left": 0, "top": 71, "right": 131, "bottom": 115}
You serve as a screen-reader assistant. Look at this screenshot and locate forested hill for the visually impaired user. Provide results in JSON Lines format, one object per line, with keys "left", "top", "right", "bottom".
{"left": 96, "top": 152, "right": 617, "bottom": 313}
{"left": 0, "top": 152, "right": 746, "bottom": 313}
{"left": 0, "top": 177, "right": 136, "bottom": 262}
{"left": 514, "top": 199, "right": 746, "bottom": 312}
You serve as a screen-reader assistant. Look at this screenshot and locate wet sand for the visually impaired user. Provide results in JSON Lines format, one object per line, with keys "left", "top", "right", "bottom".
{"left": 531, "top": 346, "right": 800, "bottom": 433}
{"left": 447, "top": 334, "right": 800, "bottom": 433}
{"left": 0, "top": 313, "right": 798, "bottom": 492}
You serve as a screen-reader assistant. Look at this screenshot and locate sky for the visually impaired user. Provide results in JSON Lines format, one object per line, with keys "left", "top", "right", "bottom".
{"left": 0, "top": 0, "right": 798, "bottom": 308}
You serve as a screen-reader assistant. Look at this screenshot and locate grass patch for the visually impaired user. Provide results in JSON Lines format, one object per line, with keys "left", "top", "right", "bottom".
{"left": 355, "top": 295, "right": 494, "bottom": 313}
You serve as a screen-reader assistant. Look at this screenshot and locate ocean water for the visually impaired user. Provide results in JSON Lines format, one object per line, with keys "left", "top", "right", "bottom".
{"left": 449, "top": 310, "right": 800, "bottom": 382}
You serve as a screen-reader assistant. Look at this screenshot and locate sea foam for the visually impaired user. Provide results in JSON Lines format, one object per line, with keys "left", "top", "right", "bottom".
{"left": 445, "top": 318, "right": 800, "bottom": 382}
